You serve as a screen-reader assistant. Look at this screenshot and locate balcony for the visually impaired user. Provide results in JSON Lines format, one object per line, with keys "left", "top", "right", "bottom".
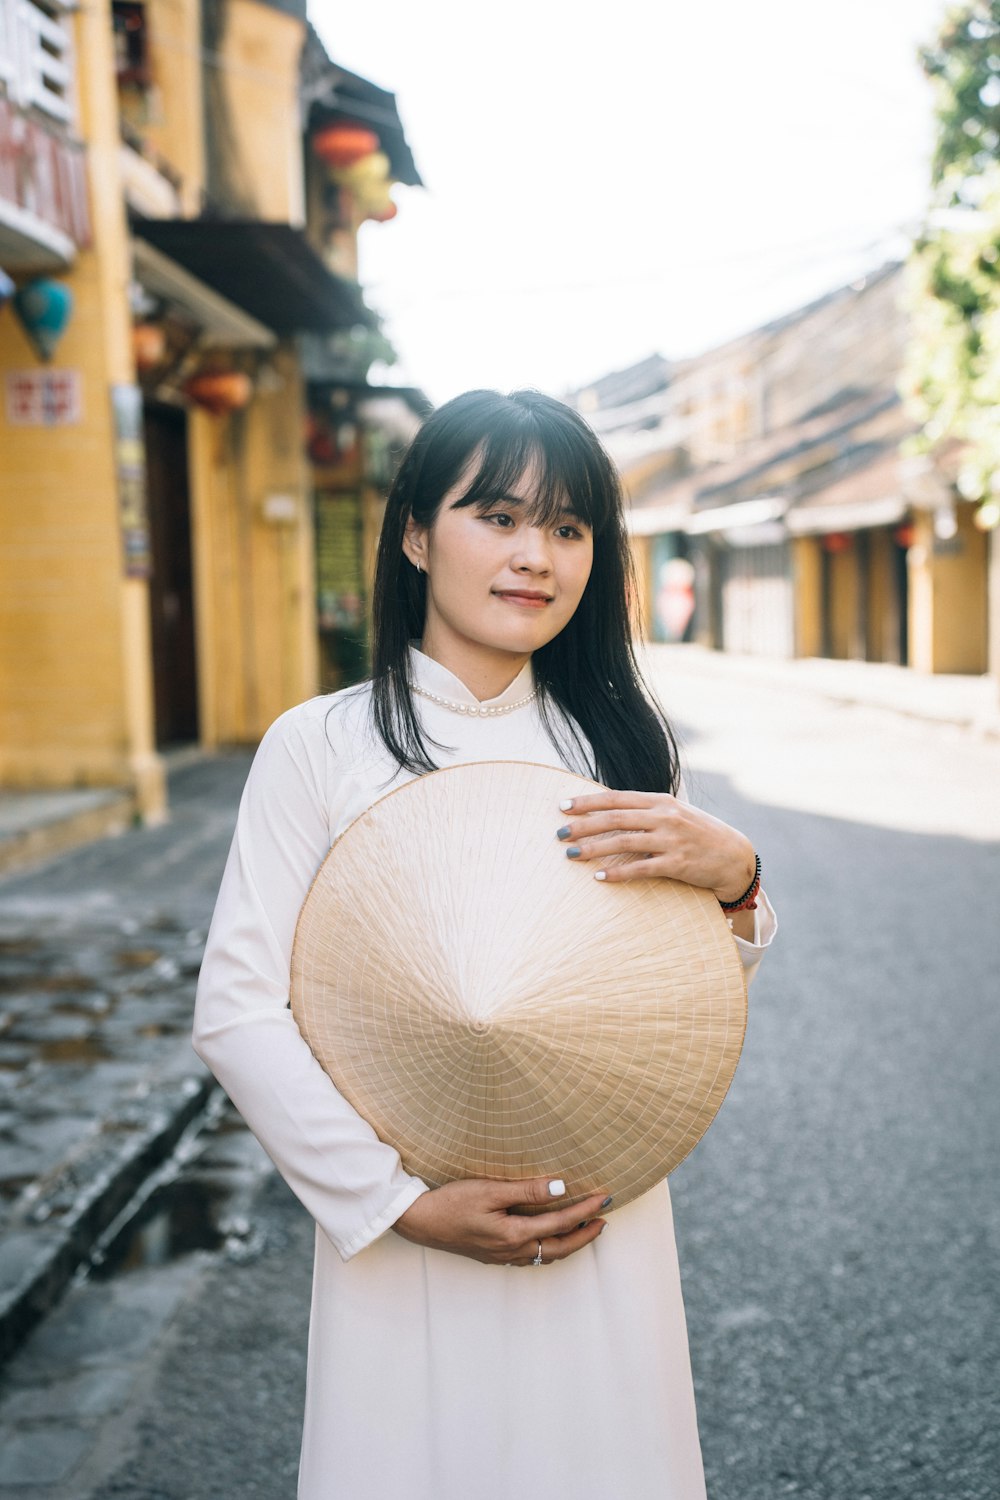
{"left": 0, "top": 0, "right": 90, "bottom": 268}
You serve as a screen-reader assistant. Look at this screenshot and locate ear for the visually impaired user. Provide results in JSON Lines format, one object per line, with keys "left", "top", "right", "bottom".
{"left": 402, "top": 515, "right": 428, "bottom": 572}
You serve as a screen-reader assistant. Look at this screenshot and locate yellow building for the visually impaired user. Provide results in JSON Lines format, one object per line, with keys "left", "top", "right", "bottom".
{"left": 1, "top": 0, "right": 423, "bottom": 821}
{"left": 575, "top": 268, "right": 996, "bottom": 681}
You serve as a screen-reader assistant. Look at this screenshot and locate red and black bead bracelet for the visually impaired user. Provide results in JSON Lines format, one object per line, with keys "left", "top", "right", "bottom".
{"left": 718, "top": 852, "right": 761, "bottom": 913}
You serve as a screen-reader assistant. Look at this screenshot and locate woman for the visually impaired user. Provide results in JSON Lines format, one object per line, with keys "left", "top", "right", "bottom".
{"left": 193, "top": 388, "right": 776, "bottom": 1500}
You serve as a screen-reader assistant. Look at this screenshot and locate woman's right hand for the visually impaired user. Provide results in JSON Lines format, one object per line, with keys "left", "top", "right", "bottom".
{"left": 392, "top": 1176, "right": 610, "bottom": 1266}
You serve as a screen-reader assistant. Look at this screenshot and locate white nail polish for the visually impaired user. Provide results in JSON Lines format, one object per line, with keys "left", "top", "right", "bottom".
{"left": 559, "top": 800, "right": 573, "bottom": 812}
{"left": 594, "top": 871, "right": 607, "bottom": 882}
{"left": 548, "top": 1178, "right": 566, "bottom": 1197}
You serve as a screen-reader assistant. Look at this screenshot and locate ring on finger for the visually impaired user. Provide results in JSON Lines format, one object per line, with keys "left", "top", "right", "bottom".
{"left": 532, "top": 1239, "right": 544, "bottom": 1266}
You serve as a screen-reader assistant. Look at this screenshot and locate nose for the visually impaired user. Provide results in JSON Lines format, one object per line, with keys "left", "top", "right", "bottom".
{"left": 511, "top": 524, "right": 553, "bottom": 574}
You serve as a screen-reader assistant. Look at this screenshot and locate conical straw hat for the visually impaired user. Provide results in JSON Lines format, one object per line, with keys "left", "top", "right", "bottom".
{"left": 290, "top": 760, "right": 747, "bottom": 1211}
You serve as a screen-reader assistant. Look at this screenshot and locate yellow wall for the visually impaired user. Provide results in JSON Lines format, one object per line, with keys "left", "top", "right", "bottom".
{"left": 909, "top": 507, "right": 988, "bottom": 673}
{"left": 827, "top": 544, "right": 860, "bottom": 660}
{"left": 214, "top": 0, "right": 306, "bottom": 223}
{"left": 792, "top": 536, "right": 822, "bottom": 657}
{"left": 143, "top": 0, "right": 206, "bottom": 212}
{"left": 0, "top": 1, "right": 164, "bottom": 816}
{"left": 189, "top": 347, "right": 316, "bottom": 746}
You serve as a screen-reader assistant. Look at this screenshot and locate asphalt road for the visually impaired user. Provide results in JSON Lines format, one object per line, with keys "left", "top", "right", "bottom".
{"left": 2, "top": 663, "right": 998, "bottom": 1500}
{"left": 646, "top": 658, "right": 1000, "bottom": 1500}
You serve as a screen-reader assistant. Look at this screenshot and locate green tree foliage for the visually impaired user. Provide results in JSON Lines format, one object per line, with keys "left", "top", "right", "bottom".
{"left": 904, "top": 1, "right": 1000, "bottom": 501}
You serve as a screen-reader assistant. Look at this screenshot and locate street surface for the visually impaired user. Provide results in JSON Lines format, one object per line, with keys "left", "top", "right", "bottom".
{"left": 0, "top": 653, "right": 998, "bottom": 1499}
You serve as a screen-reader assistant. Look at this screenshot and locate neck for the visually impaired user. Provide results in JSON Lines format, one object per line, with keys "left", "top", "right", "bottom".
{"left": 417, "top": 628, "right": 531, "bottom": 702}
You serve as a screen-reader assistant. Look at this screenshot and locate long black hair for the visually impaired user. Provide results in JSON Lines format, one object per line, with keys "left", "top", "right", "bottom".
{"left": 368, "top": 388, "right": 679, "bottom": 795}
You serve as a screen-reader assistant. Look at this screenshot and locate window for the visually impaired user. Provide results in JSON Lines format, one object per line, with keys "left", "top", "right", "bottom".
{"left": 0, "top": 0, "right": 76, "bottom": 123}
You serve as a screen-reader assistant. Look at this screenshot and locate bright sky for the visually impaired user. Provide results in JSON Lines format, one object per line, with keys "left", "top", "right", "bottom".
{"left": 310, "top": 0, "right": 948, "bottom": 406}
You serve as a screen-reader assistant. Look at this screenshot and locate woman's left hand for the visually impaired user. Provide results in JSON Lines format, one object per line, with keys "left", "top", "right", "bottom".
{"left": 556, "top": 790, "right": 756, "bottom": 906}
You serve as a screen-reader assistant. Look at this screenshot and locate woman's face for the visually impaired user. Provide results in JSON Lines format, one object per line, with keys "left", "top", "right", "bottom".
{"left": 403, "top": 451, "right": 594, "bottom": 663}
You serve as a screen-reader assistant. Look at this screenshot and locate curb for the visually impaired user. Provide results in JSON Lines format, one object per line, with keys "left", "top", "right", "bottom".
{"left": 0, "top": 1069, "right": 218, "bottom": 1367}
{"left": 0, "top": 792, "right": 135, "bottom": 879}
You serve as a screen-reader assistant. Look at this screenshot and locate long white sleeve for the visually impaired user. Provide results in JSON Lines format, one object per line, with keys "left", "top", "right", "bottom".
{"left": 730, "top": 888, "right": 777, "bottom": 988}
{"left": 192, "top": 706, "right": 429, "bottom": 1262}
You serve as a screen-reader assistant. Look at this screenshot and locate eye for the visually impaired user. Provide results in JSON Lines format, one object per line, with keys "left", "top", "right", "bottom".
{"left": 482, "top": 511, "right": 516, "bottom": 528}
{"left": 556, "top": 522, "right": 584, "bottom": 539}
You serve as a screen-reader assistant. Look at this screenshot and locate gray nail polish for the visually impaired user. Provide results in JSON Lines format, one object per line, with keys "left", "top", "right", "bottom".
{"left": 566, "top": 846, "right": 581, "bottom": 859}
{"left": 600, "top": 1195, "right": 613, "bottom": 1209}
{"left": 556, "top": 825, "right": 572, "bottom": 840}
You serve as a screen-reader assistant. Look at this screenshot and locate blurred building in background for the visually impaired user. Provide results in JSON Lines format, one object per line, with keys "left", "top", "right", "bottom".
{"left": 575, "top": 264, "right": 995, "bottom": 683}
{"left": 0, "top": 0, "right": 425, "bottom": 823}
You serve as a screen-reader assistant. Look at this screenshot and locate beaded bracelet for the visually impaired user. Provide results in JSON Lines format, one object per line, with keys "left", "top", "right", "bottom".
{"left": 718, "top": 852, "right": 761, "bottom": 912}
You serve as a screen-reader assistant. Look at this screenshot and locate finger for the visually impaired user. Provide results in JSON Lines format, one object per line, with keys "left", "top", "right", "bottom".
{"left": 509, "top": 1191, "right": 612, "bottom": 1240}
{"left": 489, "top": 1175, "right": 570, "bottom": 1211}
{"left": 559, "top": 790, "right": 658, "bottom": 815}
{"left": 557, "top": 810, "right": 657, "bottom": 842}
{"left": 565, "top": 832, "right": 660, "bottom": 861}
{"left": 594, "top": 857, "right": 673, "bottom": 883}
{"left": 536, "top": 1219, "right": 607, "bottom": 1263}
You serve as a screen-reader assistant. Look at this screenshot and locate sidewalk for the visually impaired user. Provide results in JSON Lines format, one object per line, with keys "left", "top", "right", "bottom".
{"left": 643, "top": 644, "right": 1000, "bottom": 738}
{"left": 0, "top": 753, "right": 251, "bottom": 1364}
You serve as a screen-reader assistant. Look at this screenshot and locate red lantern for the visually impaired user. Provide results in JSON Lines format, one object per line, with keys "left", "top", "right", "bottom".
{"left": 312, "top": 125, "right": 380, "bottom": 169}
{"left": 185, "top": 371, "right": 253, "bottom": 414}
{"left": 822, "top": 532, "right": 852, "bottom": 554}
{"left": 893, "top": 523, "right": 917, "bottom": 549}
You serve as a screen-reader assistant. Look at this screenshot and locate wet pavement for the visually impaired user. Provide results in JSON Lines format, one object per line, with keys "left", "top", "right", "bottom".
{"left": 0, "top": 1097, "right": 280, "bottom": 1498}
{"left": 0, "top": 755, "right": 252, "bottom": 1361}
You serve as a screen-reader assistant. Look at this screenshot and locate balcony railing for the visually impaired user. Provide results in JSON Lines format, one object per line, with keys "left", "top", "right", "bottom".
{"left": 0, "top": 0, "right": 76, "bottom": 126}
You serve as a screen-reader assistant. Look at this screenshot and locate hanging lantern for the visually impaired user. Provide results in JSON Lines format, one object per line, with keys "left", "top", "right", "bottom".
{"left": 332, "top": 150, "right": 391, "bottom": 191}
{"left": 184, "top": 371, "right": 253, "bottom": 414}
{"left": 13, "top": 278, "right": 74, "bottom": 361}
{"left": 822, "top": 532, "right": 852, "bottom": 554}
{"left": 892, "top": 523, "right": 917, "bottom": 549}
{"left": 133, "top": 322, "right": 167, "bottom": 372}
{"left": 312, "top": 124, "right": 380, "bottom": 169}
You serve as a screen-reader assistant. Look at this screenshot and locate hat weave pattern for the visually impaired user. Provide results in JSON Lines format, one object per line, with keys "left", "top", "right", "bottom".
{"left": 290, "top": 760, "right": 748, "bottom": 1210}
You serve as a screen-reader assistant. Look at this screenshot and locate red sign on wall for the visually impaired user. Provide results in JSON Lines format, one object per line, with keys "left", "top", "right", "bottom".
{"left": 0, "top": 98, "right": 92, "bottom": 249}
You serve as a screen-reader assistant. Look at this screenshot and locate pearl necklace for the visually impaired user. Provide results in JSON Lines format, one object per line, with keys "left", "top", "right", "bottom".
{"left": 413, "top": 684, "right": 537, "bottom": 717}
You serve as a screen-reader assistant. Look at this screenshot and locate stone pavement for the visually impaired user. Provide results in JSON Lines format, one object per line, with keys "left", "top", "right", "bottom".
{"left": 0, "top": 754, "right": 252, "bottom": 1365}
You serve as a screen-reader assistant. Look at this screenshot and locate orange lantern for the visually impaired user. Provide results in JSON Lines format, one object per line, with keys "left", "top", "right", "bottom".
{"left": 133, "top": 322, "right": 166, "bottom": 372}
{"left": 822, "top": 532, "right": 852, "bottom": 554}
{"left": 185, "top": 371, "right": 253, "bottom": 414}
{"left": 312, "top": 125, "right": 380, "bottom": 169}
{"left": 893, "top": 523, "right": 917, "bottom": 549}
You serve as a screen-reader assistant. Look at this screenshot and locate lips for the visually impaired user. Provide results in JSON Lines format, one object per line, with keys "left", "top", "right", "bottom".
{"left": 493, "top": 590, "right": 553, "bottom": 605}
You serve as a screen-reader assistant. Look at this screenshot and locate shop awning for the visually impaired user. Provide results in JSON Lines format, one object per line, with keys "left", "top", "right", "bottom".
{"left": 686, "top": 497, "right": 788, "bottom": 535}
{"left": 131, "top": 219, "right": 378, "bottom": 336}
{"left": 303, "top": 53, "right": 424, "bottom": 188}
{"left": 785, "top": 494, "right": 907, "bottom": 536}
{"left": 131, "top": 237, "right": 276, "bottom": 349}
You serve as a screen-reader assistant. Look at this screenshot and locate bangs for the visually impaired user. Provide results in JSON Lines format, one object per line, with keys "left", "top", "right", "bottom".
{"left": 447, "top": 411, "right": 617, "bottom": 535}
